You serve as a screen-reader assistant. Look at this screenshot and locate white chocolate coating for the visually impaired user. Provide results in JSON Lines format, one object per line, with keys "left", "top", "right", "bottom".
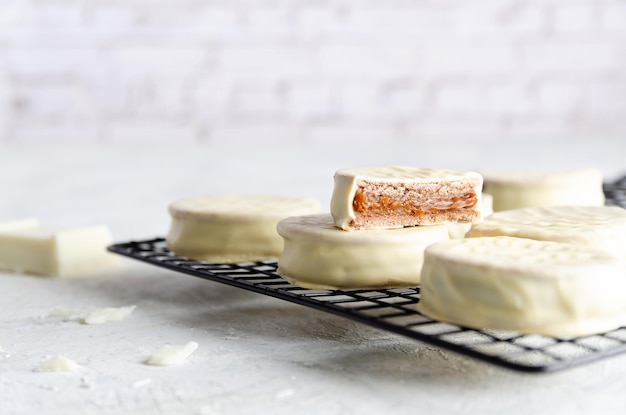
{"left": 482, "top": 168, "right": 605, "bottom": 212}
{"left": 417, "top": 236, "right": 626, "bottom": 337}
{"left": 276, "top": 214, "right": 449, "bottom": 289}
{"left": 0, "top": 219, "right": 118, "bottom": 278}
{"left": 468, "top": 206, "right": 626, "bottom": 258}
{"left": 167, "top": 195, "right": 320, "bottom": 263}
{"left": 330, "top": 166, "right": 483, "bottom": 230}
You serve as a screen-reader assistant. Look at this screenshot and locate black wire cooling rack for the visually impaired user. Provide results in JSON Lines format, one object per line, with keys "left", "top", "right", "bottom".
{"left": 108, "top": 176, "right": 626, "bottom": 373}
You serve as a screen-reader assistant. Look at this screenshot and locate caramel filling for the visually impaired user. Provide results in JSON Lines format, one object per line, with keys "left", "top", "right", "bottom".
{"left": 353, "top": 189, "right": 477, "bottom": 216}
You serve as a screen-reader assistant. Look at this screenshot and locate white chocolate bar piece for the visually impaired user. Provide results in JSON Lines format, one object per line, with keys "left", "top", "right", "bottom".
{"left": 0, "top": 219, "right": 118, "bottom": 278}
{"left": 417, "top": 236, "right": 626, "bottom": 337}
{"left": 277, "top": 214, "right": 449, "bottom": 289}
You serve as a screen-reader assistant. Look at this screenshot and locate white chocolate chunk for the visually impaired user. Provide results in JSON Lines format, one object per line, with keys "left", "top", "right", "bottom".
{"left": 0, "top": 219, "right": 118, "bottom": 278}
{"left": 277, "top": 214, "right": 449, "bottom": 289}
{"left": 330, "top": 166, "right": 483, "bottom": 230}
{"left": 167, "top": 195, "right": 320, "bottom": 263}
{"left": 482, "top": 168, "right": 605, "bottom": 212}
{"left": 82, "top": 306, "right": 136, "bottom": 325}
{"left": 146, "top": 341, "right": 198, "bottom": 366}
{"left": 36, "top": 356, "right": 81, "bottom": 372}
{"left": 468, "top": 206, "right": 626, "bottom": 258}
{"left": 417, "top": 237, "right": 626, "bottom": 337}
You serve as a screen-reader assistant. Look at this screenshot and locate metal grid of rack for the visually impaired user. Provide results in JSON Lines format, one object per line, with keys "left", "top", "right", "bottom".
{"left": 108, "top": 176, "right": 626, "bottom": 373}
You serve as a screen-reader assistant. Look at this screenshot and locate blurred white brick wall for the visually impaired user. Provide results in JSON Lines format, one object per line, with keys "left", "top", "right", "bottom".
{"left": 0, "top": 0, "right": 625, "bottom": 145}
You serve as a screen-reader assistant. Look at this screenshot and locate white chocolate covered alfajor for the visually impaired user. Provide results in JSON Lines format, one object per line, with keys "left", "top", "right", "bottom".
{"left": 417, "top": 236, "right": 626, "bottom": 337}
{"left": 330, "top": 166, "right": 483, "bottom": 231}
{"left": 467, "top": 205, "right": 626, "bottom": 258}
{"left": 482, "top": 168, "right": 605, "bottom": 212}
{"left": 276, "top": 214, "right": 449, "bottom": 289}
{"left": 167, "top": 195, "right": 320, "bottom": 263}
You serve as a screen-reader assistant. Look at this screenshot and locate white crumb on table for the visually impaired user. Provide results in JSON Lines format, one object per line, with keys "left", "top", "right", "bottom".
{"left": 35, "top": 355, "right": 81, "bottom": 373}
{"left": 275, "top": 388, "right": 296, "bottom": 400}
{"left": 146, "top": 341, "right": 198, "bottom": 366}
{"left": 81, "top": 305, "right": 137, "bottom": 325}
{"left": 48, "top": 308, "right": 83, "bottom": 319}
{"left": 80, "top": 376, "right": 95, "bottom": 389}
{"left": 47, "top": 305, "right": 136, "bottom": 324}
{"left": 132, "top": 378, "right": 153, "bottom": 388}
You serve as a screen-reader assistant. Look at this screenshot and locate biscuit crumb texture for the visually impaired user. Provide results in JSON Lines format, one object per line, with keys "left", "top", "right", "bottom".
{"left": 351, "top": 178, "right": 480, "bottom": 229}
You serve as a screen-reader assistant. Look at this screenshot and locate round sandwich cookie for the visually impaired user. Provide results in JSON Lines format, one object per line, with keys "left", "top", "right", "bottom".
{"left": 481, "top": 168, "right": 605, "bottom": 212}
{"left": 166, "top": 194, "right": 320, "bottom": 263}
{"left": 417, "top": 236, "right": 626, "bottom": 337}
{"left": 467, "top": 205, "right": 626, "bottom": 258}
{"left": 276, "top": 214, "right": 449, "bottom": 289}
